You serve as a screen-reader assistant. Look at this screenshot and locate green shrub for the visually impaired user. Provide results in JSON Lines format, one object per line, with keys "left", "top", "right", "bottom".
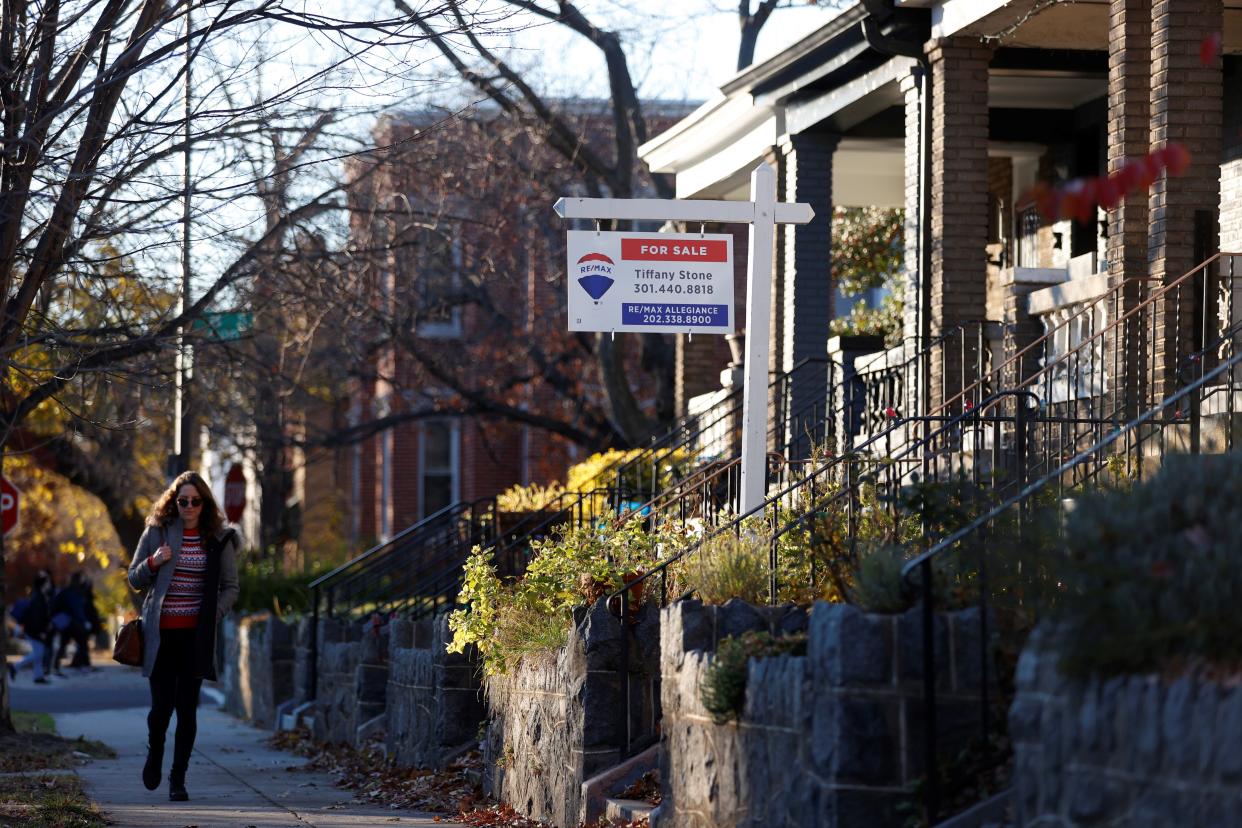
{"left": 699, "top": 631, "right": 807, "bottom": 724}
{"left": 680, "top": 528, "right": 771, "bottom": 604}
{"left": 566, "top": 447, "right": 696, "bottom": 495}
{"left": 496, "top": 481, "right": 566, "bottom": 512}
{"left": 448, "top": 517, "right": 690, "bottom": 675}
{"left": 1055, "top": 453, "right": 1242, "bottom": 677}
{"left": 235, "top": 558, "right": 314, "bottom": 616}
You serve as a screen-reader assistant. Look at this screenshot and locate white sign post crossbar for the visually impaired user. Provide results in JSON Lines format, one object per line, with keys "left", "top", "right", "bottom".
{"left": 554, "top": 162, "right": 813, "bottom": 514}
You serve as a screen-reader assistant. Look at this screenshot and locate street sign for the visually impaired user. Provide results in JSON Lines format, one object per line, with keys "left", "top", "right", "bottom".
{"left": 554, "top": 166, "right": 813, "bottom": 512}
{"left": 193, "top": 311, "right": 253, "bottom": 342}
{"left": 224, "top": 464, "right": 246, "bottom": 524}
{"left": 1, "top": 476, "right": 19, "bottom": 536}
{"left": 567, "top": 231, "right": 734, "bottom": 335}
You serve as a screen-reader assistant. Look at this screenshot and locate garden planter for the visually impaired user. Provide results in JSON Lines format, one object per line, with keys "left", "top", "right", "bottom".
{"left": 656, "top": 598, "right": 993, "bottom": 828}
{"left": 386, "top": 615, "right": 486, "bottom": 770}
{"left": 1010, "top": 625, "right": 1242, "bottom": 826}
{"left": 484, "top": 598, "right": 661, "bottom": 828}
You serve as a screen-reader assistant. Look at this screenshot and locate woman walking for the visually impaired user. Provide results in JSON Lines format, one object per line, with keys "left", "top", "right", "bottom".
{"left": 127, "top": 471, "right": 240, "bottom": 802}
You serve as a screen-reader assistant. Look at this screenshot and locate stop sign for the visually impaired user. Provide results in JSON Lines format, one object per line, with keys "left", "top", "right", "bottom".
{"left": 224, "top": 464, "right": 246, "bottom": 524}
{"left": 1, "top": 475, "right": 19, "bottom": 536}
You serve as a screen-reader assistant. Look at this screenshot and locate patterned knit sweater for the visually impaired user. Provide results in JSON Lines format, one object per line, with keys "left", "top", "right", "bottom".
{"left": 159, "top": 528, "right": 206, "bottom": 629}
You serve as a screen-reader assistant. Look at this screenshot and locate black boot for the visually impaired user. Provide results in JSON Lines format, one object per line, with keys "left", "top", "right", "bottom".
{"left": 168, "top": 766, "right": 188, "bottom": 802}
{"left": 142, "top": 741, "right": 163, "bottom": 791}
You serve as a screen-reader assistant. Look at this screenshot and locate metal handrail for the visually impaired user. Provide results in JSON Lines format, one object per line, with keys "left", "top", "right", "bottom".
{"left": 308, "top": 499, "right": 483, "bottom": 591}
{"left": 899, "top": 337, "right": 1242, "bottom": 821}
{"left": 933, "top": 253, "right": 1239, "bottom": 416}
{"left": 606, "top": 387, "right": 1037, "bottom": 610}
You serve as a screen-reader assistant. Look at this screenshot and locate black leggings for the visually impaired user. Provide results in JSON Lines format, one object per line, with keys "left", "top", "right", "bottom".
{"left": 147, "top": 628, "right": 202, "bottom": 775}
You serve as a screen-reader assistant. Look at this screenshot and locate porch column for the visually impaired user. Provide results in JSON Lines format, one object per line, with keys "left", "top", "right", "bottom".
{"left": 1148, "top": 0, "right": 1223, "bottom": 400}
{"left": 1105, "top": 0, "right": 1152, "bottom": 417}
{"left": 773, "top": 131, "right": 837, "bottom": 456}
{"left": 928, "top": 38, "right": 992, "bottom": 410}
{"left": 901, "top": 67, "right": 924, "bottom": 349}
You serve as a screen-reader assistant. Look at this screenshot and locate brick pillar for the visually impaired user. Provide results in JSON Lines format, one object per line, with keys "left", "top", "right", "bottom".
{"left": 1148, "top": 0, "right": 1223, "bottom": 400}
{"left": 777, "top": 132, "right": 837, "bottom": 374}
{"left": 1105, "top": 0, "right": 1152, "bottom": 418}
{"left": 771, "top": 133, "right": 835, "bottom": 455}
{"left": 928, "top": 38, "right": 992, "bottom": 408}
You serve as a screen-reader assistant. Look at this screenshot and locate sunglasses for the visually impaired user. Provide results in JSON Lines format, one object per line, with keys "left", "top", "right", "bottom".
{"left": 176, "top": 496, "right": 203, "bottom": 508}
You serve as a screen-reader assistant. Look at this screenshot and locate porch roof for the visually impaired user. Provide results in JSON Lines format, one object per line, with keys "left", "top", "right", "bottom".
{"left": 638, "top": 3, "right": 919, "bottom": 206}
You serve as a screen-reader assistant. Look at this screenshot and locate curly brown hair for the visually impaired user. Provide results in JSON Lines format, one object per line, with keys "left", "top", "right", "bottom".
{"left": 146, "top": 471, "right": 224, "bottom": 536}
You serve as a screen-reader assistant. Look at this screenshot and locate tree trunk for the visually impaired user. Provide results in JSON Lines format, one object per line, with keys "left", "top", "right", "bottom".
{"left": 595, "top": 332, "right": 655, "bottom": 446}
{"left": 738, "top": 20, "right": 761, "bottom": 71}
{"left": 0, "top": 505, "right": 12, "bottom": 734}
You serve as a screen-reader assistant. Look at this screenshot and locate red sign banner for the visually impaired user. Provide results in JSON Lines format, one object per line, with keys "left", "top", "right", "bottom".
{"left": 620, "top": 238, "right": 729, "bottom": 262}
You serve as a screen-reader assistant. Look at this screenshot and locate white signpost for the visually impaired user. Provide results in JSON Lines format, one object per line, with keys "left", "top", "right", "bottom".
{"left": 554, "top": 163, "right": 813, "bottom": 513}
{"left": 567, "top": 231, "right": 734, "bottom": 335}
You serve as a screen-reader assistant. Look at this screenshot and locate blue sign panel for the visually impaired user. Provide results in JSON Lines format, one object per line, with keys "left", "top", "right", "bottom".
{"left": 621, "top": 303, "right": 730, "bottom": 327}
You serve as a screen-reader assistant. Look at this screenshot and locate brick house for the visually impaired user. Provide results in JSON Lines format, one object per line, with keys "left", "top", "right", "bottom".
{"left": 341, "top": 103, "right": 693, "bottom": 544}
{"left": 640, "top": 0, "right": 1242, "bottom": 421}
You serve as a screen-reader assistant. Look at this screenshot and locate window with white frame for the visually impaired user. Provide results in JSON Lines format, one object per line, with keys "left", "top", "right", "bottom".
{"left": 420, "top": 420, "right": 459, "bottom": 517}
{"left": 414, "top": 227, "right": 463, "bottom": 338}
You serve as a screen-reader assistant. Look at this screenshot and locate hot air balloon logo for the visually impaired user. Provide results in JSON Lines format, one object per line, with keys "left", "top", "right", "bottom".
{"left": 576, "top": 252, "right": 615, "bottom": 303}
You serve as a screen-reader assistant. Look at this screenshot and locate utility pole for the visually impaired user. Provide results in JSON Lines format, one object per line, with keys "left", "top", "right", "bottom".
{"left": 170, "top": 6, "right": 193, "bottom": 480}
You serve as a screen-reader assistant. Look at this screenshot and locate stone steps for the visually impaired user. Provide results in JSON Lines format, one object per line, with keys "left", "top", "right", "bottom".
{"left": 932, "top": 789, "right": 1012, "bottom": 828}
{"left": 605, "top": 797, "right": 655, "bottom": 823}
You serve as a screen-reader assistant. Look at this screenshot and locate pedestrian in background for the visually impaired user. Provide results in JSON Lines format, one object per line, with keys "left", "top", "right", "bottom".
{"left": 41, "top": 572, "right": 61, "bottom": 677}
{"left": 12, "top": 572, "right": 52, "bottom": 684}
{"left": 52, "top": 571, "right": 92, "bottom": 673}
{"left": 82, "top": 576, "right": 106, "bottom": 659}
{"left": 127, "top": 471, "right": 240, "bottom": 803}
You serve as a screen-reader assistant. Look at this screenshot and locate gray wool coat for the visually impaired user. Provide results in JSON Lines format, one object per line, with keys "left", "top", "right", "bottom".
{"left": 126, "top": 518, "right": 241, "bottom": 680}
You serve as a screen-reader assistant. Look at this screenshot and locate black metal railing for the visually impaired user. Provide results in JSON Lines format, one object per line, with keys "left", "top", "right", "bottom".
{"left": 306, "top": 498, "right": 496, "bottom": 699}
{"left": 900, "top": 339, "right": 1242, "bottom": 823}
{"left": 603, "top": 387, "right": 1051, "bottom": 758}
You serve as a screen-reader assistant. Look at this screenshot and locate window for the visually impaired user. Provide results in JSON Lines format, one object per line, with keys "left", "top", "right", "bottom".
{"left": 420, "top": 420, "right": 459, "bottom": 517}
{"left": 1016, "top": 205, "right": 1041, "bottom": 268}
{"left": 414, "top": 228, "right": 462, "bottom": 337}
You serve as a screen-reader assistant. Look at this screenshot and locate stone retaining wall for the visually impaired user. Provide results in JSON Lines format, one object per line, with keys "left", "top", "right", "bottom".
{"left": 312, "top": 617, "right": 389, "bottom": 746}
{"left": 386, "top": 614, "right": 486, "bottom": 769}
{"left": 218, "top": 613, "right": 295, "bottom": 729}
{"left": 655, "top": 599, "right": 991, "bottom": 828}
{"left": 484, "top": 599, "right": 661, "bottom": 828}
{"left": 1011, "top": 626, "right": 1242, "bottom": 826}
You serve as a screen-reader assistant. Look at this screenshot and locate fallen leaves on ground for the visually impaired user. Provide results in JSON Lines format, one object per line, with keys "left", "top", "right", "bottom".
{"left": 267, "top": 728, "right": 646, "bottom": 827}
{"left": 458, "top": 805, "right": 645, "bottom": 828}
{"left": 616, "top": 770, "right": 661, "bottom": 806}
{"left": 0, "top": 732, "right": 114, "bottom": 773}
{"left": 269, "top": 728, "right": 483, "bottom": 815}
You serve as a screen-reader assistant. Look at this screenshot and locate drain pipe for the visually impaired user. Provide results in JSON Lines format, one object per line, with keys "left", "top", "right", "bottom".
{"left": 861, "top": 10, "right": 933, "bottom": 415}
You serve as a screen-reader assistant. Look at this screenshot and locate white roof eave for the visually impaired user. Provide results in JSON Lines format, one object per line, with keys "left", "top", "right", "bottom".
{"left": 640, "top": 92, "right": 782, "bottom": 178}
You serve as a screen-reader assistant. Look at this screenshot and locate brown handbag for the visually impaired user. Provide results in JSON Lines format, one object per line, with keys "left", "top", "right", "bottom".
{"left": 113, "top": 618, "right": 143, "bottom": 667}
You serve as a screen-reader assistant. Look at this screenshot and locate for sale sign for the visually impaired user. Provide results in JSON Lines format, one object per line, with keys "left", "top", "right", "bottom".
{"left": 567, "top": 231, "right": 734, "bottom": 334}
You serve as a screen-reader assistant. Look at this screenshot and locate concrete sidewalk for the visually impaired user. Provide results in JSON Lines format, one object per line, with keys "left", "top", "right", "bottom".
{"left": 54, "top": 702, "right": 448, "bottom": 827}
